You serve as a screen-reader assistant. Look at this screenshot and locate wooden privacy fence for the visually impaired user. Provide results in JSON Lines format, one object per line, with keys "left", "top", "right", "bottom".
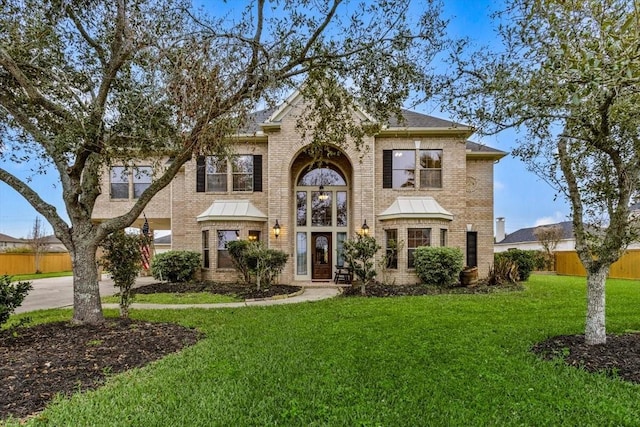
{"left": 555, "top": 250, "right": 640, "bottom": 280}
{"left": 0, "top": 253, "right": 72, "bottom": 276}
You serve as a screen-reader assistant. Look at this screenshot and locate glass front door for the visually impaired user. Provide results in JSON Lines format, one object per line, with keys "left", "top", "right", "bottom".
{"left": 294, "top": 165, "right": 349, "bottom": 280}
{"left": 312, "top": 233, "right": 332, "bottom": 280}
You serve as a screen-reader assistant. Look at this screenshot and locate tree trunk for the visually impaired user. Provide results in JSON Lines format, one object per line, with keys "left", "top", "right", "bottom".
{"left": 585, "top": 266, "right": 608, "bottom": 345}
{"left": 71, "top": 242, "right": 104, "bottom": 324}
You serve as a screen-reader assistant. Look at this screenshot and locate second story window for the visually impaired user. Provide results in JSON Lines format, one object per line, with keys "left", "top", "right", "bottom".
{"left": 110, "top": 166, "right": 152, "bottom": 200}
{"left": 383, "top": 149, "right": 443, "bottom": 190}
{"left": 206, "top": 156, "right": 228, "bottom": 192}
{"left": 232, "top": 155, "right": 253, "bottom": 191}
{"left": 198, "top": 155, "right": 262, "bottom": 193}
{"left": 392, "top": 150, "right": 415, "bottom": 188}
{"left": 420, "top": 149, "right": 442, "bottom": 188}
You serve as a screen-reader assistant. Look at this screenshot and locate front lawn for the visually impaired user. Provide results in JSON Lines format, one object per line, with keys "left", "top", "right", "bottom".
{"left": 6, "top": 274, "right": 640, "bottom": 426}
{"left": 101, "top": 293, "right": 241, "bottom": 304}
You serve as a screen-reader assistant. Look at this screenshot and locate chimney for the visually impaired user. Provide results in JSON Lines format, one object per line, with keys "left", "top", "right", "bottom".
{"left": 496, "top": 217, "right": 506, "bottom": 243}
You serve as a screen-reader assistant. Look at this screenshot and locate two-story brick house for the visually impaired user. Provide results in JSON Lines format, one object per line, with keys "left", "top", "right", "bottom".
{"left": 93, "top": 90, "right": 506, "bottom": 284}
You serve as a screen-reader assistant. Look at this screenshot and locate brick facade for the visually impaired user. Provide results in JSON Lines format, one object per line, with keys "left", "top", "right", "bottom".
{"left": 92, "top": 93, "right": 506, "bottom": 283}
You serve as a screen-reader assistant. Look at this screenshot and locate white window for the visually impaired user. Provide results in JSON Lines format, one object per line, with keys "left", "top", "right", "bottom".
{"left": 110, "top": 166, "right": 152, "bottom": 199}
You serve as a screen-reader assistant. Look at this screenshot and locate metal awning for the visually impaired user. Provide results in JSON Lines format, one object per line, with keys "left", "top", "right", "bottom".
{"left": 378, "top": 196, "right": 453, "bottom": 221}
{"left": 197, "top": 200, "right": 268, "bottom": 222}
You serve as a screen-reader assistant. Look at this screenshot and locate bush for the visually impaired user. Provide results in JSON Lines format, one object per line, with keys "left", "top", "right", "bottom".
{"left": 486, "top": 257, "right": 519, "bottom": 286}
{"left": 495, "top": 249, "right": 536, "bottom": 281}
{"left": 343, "top": 235, "right": 381, "bottom": 295}
{"left": 227, "top": 240, "right": 253, "bottom": 285}
{"left": 414, "top": 247, "right": 464, "bottom": 286}
{"left": 246, "top": 243, "right": 289, "bottom": 290}
{"left": 0, "top": 275, "right": 32, "bottom": 326}
{"left": 151, "top": 250, "right": 201, "bottom": 282}
{"left": 99, "top": 231, "right": 144, "bottom": 318}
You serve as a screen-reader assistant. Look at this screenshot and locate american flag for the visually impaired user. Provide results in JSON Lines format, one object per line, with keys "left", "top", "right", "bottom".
{"left": 141, "top": 216, "right": 151, "bottom": 270}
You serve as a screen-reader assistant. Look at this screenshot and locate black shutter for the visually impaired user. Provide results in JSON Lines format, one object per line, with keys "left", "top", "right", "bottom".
{"left": 196, "top": 156, "right": 206, "bottom": 192}
{"left": 383, "top": 150, "right": 392, "bottom": 188}
{"left": 253, "top": 155, "right": 262, "bottom": 192}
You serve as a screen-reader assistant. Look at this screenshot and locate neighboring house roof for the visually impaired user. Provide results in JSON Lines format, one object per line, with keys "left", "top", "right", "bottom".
{"left": 197, "top": 200, "right": 268, "bottom": 222}
{"left": 378, "top": 196, "right": 454, "bottom": 221}
{"left": 497, "top": 221, "right": 574, "bottom": 245}
{"left": 154, "top": 234, "right": 172, "bottom": 245}
{"left": 41, "top": 235, "right": 63, "bottom": 244}
{"left": 0, "top": 233, "right": 24, "bottom": 243}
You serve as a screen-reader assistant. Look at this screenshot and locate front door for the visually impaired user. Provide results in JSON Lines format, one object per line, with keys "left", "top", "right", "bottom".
{"left": 312, "top": 232, "right": 332, "bottom": 280}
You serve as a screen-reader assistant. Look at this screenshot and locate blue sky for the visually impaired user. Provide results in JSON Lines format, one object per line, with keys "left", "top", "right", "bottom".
{"left": 0, "top": 0, "right": 569, "bottom": 238}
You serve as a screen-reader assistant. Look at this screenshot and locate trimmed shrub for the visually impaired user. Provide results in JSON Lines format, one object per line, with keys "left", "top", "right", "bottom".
{"left": 343, "top": 235, "right": 381, "bottom": 295}
{"left": 99, "top": 231, "right": 144, "bottom": 318}
{"left": 414, "top": 247, "right": 464, "bottom": 286}
{"left": 227, "top": 240, "right": 253, "bottom": 285}
{"left": 0, "top": 275, "right": 32, "bottom": 326}
{"left": 246, "top": 243, "right": 288, "bottom": 289}
{"left": 495, "top": 249, "right": 536, "bottom": 281}
{"left": 151, "top": 250, "right": 201, "bottom": 283}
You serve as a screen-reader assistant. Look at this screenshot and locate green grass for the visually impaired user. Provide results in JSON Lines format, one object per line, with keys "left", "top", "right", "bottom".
{"left": 101, "top": 292, "right": 241, "bottom": 304}
{"left": 9, "top": 271, "right": 73, "bottom": 281}
{"left": 7, "top": 274, "right": 640, "bottom": 426}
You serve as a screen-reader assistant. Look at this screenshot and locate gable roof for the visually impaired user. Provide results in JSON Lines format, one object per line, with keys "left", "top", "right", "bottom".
{"left": 497, "top": 221, "right": 574, "bottom": 245}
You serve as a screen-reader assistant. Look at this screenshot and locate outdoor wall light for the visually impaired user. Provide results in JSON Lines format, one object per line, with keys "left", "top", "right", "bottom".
{"left": 466, "top": 223, "right": 473, "bottom": 232}
{"left": 360, "top": 220, "right": 370, "bottom": 236}
{"left": 273, "top": 220, "right": 281, "bottom": 238}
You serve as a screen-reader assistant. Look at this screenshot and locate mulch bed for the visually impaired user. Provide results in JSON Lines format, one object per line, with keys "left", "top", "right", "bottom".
{"left": 133, "top": 281, "right": 302, "bottom": 300}
{"left": 1, "top": 319, "right": 202, "bottom": 421}
{"left": 531, "top": 334, "right": 640, "bottom": 384}
{"left": 3, "top": 280, "right": 639, "bottom": 421}
{"left": 341, "top": 281, "right": 525, "bottom": 297}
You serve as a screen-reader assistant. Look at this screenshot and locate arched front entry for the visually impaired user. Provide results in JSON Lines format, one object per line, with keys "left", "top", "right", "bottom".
{"left": 292, "top": 155, "right": 352, "bottom": 281}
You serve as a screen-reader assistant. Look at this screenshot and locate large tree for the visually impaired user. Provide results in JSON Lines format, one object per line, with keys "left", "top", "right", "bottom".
{"left": 446, "top": 0, "right": 640, "bottom": 344}
{"left": 0, "top": 0, "right": 446, "bottom": 324}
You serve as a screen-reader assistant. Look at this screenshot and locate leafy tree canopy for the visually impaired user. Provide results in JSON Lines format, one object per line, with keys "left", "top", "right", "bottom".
{"left": 445, "top": 0, "right": 640, "bottom": 344}
{"left": 0, "top": 0, "right": 448, "bottom": 324}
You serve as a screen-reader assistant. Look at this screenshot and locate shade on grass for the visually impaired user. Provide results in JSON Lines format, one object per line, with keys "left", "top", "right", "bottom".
{"left": 10, "top": 274, "right": 640, "bottom": 426}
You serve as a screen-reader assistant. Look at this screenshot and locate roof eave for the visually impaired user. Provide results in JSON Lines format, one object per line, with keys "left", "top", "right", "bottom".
{"left": 378, "top": 126, "right": 475, "bottom": 138}
{"left": 466, "top": 151, "right": 508, "bottom": 161}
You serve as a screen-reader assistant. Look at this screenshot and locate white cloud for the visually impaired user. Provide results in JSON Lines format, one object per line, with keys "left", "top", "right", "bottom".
{"left": 494, "top": 180, "right": 505, "bottom": 191}
{"left": 534, "top": 211, "right": 567, "bottom": 227}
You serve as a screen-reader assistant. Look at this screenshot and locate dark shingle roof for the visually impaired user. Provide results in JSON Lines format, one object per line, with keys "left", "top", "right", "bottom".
{"left": 465, "top": 140, "right": 506, "bottom": 155}
{"left": 245, "top": 105, "right": 468, "bottom": 133}
{"left": 389, "top": 109, "right": 469, "bottom": 128}
{"left": 498, "top": 221, "right": 574, "bottom": 244}
{"left": 0, "top": 233, "right": 23, "bottom": 243}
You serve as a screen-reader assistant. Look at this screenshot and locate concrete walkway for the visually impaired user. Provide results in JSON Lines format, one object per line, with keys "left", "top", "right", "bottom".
{"left": 15, "top": 275, "right": 340, "bottom": 313}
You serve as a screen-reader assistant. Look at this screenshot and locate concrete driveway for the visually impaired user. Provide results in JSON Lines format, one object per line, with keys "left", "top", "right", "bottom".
{"left": 14, "top": 274, "right": 156, "bottom": 314}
